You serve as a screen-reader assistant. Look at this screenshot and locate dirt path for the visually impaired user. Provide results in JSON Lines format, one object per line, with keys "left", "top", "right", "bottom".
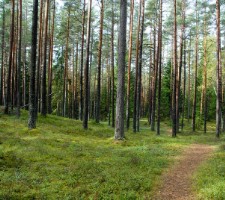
{"left": 154, "top": 144, "right": 215, "bottom": 200}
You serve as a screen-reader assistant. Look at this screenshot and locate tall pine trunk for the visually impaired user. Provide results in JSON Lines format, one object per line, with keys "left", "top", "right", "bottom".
{"left": 28, "top": 0, "right": 38, "bottom": 129}
{"left": 5, "top": 0, "right": 15, "bottom": 114}
{"left": 126, "top": 0, "right": 134, "bottom": 130}
{"left": 115, "top": 0, "right": 127, "bottom": 140}
{"left": 83, "top": 0, "right": 92, "bottom": 129}
{"left": 96, "top": 0, "right": 104, "bottom": 123}
{"left": 172, "top": 0, "right": 177, "bottom": 137}
{"left": 0, "top": 2, "right": 5, "bottom": 106}
{"left": 41, "top": 0, "right": 49, "bottom": 116}
{"left": 216, "top": 0, "right": 221, "bottom": 138}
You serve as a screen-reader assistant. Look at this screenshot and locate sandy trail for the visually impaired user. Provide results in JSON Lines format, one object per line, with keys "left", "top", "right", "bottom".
{"left": 154, "top": 144, "right": 215, "bottom": 200}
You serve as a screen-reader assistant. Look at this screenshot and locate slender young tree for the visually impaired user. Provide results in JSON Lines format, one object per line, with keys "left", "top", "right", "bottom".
{"left": 4, "top": 0, "right": 15, "bottom": 114}
{"left": 0, "top": 1, "right": 5, "bottom": 106}
{"left": 111, "top": 1, "right": 115, "bottom": 127}
{"left": 62, "top": 7, "right": 70, "bottom": 117}
{"left": 28, "top": 0, "right": 38, "bottom": 129}
{"left": 136, "top": 0, "right": 145, "bottom": 132}
{"left": 41, "top": 0, "right": 49, "bottom": 116}
{"left": 126, "top": 0, "right": 134, "bottom": 130}
{"left": 216, "top": 0, "right": 221, "bottom": 138}
{"left": 80, "top": 0, "right": 86, "bottom": 120}
{"left": 172, "top": 0, "right": 177, "bottom": 137}
{"left": 96, "top": 0, "right": 104, "bottom": 123}
{"left": 192, "top": 0, "right": 198, "bottom": 132}
{"left": 157, "top": 0, "right": 162, "bottom": 135}
{"left": 36, "top": 0, "right": 43, "bottom": 115}
{"left": 133, "top": 1, "right": 141, "bottom": 133}
{"left": 16, "top": 0, "right": 22, "bottom": 118}
{"left": 83, "top": 0, "right": 92, "bottom": 129}
{"left": 115, "top": 0, "right": 127, "bottom": 140}
{"left": 48, "top": 0, "right": 55, "bottom": 114}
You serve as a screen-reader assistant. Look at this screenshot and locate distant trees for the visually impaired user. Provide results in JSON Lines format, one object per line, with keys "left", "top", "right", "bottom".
{"left": 0, "top": 0, "right": 223, "bottom": 138}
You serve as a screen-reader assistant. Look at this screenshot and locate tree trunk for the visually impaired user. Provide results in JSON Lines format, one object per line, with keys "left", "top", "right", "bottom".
{"left": 172, "top": 0, "right": 177, "bottom": 137}
{"left": 62, "top": 8, "right": 70, "bottom": 117}
{"left": 133, "top": 1, "right": 141, "bottom": 133}
{"left": 28, "top": 0, "right": 38, "bottom": 129}
{"left": 47, "top": 0, "right": 55, "bottom": 114}
{"left": 115, "top": 0, "right": 127, "bottom": 140}
{"left": 41, "top": 0, "right": 49, "bottom": 116}
{"left": 80, "top": 0, "right": 86, "bottom": 121}
{"left": 216, "top": 0, "right": 221, "bottom": 138}
{"left": 111, "top": 2, "right": 115, "bottom": 128}
{"left": 136, "top": 0, "right": 145, "bottom": 132}
{"left": 5, "top": 0, "right": 15, "bottom": 114}
{"left": 126, "top": 0, "right": 134, "bottom": 130}
{"left": 16, "top": 0, "right": 22, "bottom": 118}
{"left": 83, "top": 0, "right": 92, "bottom": 129}
{"left": 0, "top": 2, "right": 5, "bottom": 106}
{"left": 192, "top": 0, "right": 198, "bottom": 132}
{"left": 96, "top": 0, "right": 104, "bottom": 123}
{"left": 157, "top": 0, "right": 162, "bottom": 135}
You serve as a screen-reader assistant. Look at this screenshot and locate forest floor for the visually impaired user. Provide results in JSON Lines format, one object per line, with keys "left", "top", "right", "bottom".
{"left": 0, "top": 109, "right": 225, "bottom": 199}
{"left": 153, "top": 144, "right": 215, "bottom": 200}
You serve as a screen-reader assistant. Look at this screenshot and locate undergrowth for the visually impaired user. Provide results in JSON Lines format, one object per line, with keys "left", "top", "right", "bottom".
{"left": 0, "top": 110, "right": 224, "bottom": 199}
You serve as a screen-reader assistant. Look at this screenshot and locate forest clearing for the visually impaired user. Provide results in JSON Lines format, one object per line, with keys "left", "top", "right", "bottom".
{"left": 1, "top": 0, "right": 225, "bottom": 199}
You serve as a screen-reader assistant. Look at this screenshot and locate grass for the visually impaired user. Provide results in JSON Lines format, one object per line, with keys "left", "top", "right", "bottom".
{"left": 193, "top": 144, "right": 225, "bottom": 200}
{"left": 0, "top": 110, "right": 224, "bottom": 199}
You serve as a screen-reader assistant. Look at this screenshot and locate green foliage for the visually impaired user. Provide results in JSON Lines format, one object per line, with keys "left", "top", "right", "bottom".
{"left": 0, "top": 111, "right": 193, "bottom": 199}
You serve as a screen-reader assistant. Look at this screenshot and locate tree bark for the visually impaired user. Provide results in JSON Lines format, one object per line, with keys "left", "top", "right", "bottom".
{"left": 126, "top": 0, "right": 134, "bottom": 130}
{"left": 96, "top": 0, "right": 104, "bottom": 123}
{"left": 28, "top": 0, "right": 38, "bottom": 129}
{"left": 192, "top": 0, "right": 198, "bottom": 132}
{"left": 115, "top": 0, "right": 127, "bottom": 140}
{"left": 0, "top": 2, "right": 5, "bottom": 106}
{"left": 216, "top": 0, "right": 221, "bottom": 138}
{"left": 111, "top": 2, "right": 115, "bottom": 128}
{"left": 133, "top": 1, "right": 141, "bottom": 133}
{"left": 172, "top": 0, "right": 177, "bottom": 137}
{"left": 157, "top": 0, "right": 162, "bottom": 135}
{"left": 41, "top": 0, "right": 49, "bottom": 116}
{"left": 5, "top": 0, "right": 15, "bottom": 114}
{"left": 48, "top": 0, "right": 55, "bottom": 114}
{"left": 83, "top": 0, "right": 92, "bottom": 129}
{"left": 80, "top": 0, "right": 86, "bottom": 121}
